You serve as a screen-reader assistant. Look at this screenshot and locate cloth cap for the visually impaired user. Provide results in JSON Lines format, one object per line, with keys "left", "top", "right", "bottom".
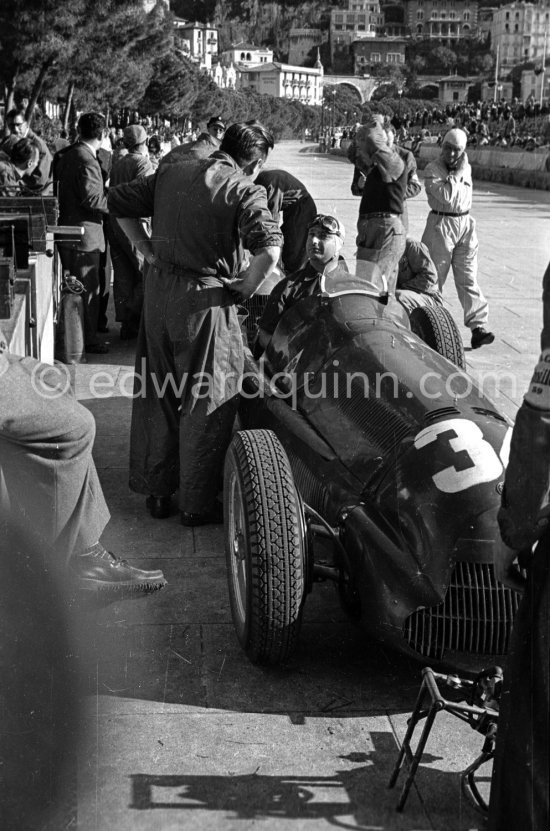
{"left": 308, "top": 214, "right": 346, "bottom": 241}
{"left": 123, "top": 125, "right": 147, "bottom": 148}
{"left": 442, "top": 128, "right": 467, "bottom": 149}
{"left": 207, "top": 116, "right": 225, "bottom": 129}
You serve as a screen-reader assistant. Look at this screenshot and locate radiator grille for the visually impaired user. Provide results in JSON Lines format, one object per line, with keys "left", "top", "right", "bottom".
{"left": 403, "top": 561, "right": 522, "bottom": 660}
{"left": 240, "top": 295, "right": 270, "bottom": 346}
{"left": 424, "top": 407, "right": 461, "bottom": 425}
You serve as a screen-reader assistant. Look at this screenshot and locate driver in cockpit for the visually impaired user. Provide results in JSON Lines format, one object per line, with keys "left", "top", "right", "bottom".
{"left": 256, "top": 214, "right": 347, "bottom": 353}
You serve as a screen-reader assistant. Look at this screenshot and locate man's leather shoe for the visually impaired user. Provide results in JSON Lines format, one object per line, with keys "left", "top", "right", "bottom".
{"left": 471, "top": 327, "right": 495, "bottom": 349}
{"left": 70, "top": 546, "right": 166, "bottom": 592}
{"left": 180, "top": 503, "right": 223, "bottom": 527}
{"left": 146, "top": 495, "right": 172, "bottom": 519}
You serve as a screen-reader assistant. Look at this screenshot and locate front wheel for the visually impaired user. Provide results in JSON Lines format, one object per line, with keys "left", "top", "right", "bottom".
{"left": 224, "top": 429, "right": 306, "bottom": 665}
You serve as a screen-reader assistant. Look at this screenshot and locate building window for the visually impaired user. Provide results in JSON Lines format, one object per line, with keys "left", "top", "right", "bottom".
{"left": 335, "top": 14, "right": 343, "bottom": 22}
{"left": 371, "top": 52, "right": 381, "bottom": 62}
{"left": 387, "top": 52, "right": 403, "bottom": 63}
{"left": 358, "top": 23, "right": 366, "bottom": 30}
{"left": 335, "top": 24, "right": 343, "bottom": 30}
{"left": 464, "top": 11, "right": 470, "bottom": 21}
{"left": 417, "top": 10, "right": 424, "bottom": 19}
{"left": 417, "top": 23, "right": 423, "bottom": 33}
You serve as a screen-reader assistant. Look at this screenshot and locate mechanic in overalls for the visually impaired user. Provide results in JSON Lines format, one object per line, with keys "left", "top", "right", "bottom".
{"left": 421, "top": 128, "right": 494, "bottom": 350}
{"left": 107, "top": 122, "right": 282, "bottom": 526}
{"left": 255, "top": 169, "right": 318, "bottom": 274}
{"left": 488, "top": 260, "right": 550, "bottom": 831}
{"left": 354, "top": 116, "right": 407, "bottom": 292}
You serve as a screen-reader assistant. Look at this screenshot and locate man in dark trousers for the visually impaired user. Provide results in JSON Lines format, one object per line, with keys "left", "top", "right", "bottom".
{"left": 107, "top": 124, "right": 154, "bottom": 339}
{"left": 54, "top": 112, "right": 110, "bottom": 354}
{"left": 354, "top": 117, "right": 407, "bottom": 291}
{"left": 255, "top": 168, "right": 318, "bottom": 274}
{"left": 108, "top": 122, "right": 282, "bottom": 526}
{"left": 488, "top": 261, "right": 550, "bottom": 831}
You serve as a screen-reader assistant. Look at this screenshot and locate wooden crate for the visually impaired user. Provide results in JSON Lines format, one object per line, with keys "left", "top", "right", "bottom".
{"left": 0, "top": 196, "right": 58, "bottom": 253}
{"left": 0, "top": 256, "right": 15, "bottom": 319}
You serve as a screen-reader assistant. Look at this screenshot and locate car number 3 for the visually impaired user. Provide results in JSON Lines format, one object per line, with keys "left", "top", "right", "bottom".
{"left": 414, "top": 419, "right": 504, "bottom": 494}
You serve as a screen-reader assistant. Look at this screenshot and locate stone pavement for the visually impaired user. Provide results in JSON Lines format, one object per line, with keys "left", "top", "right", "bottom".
{"left": 73, "top": 142, "right": 550, "bottom": 830}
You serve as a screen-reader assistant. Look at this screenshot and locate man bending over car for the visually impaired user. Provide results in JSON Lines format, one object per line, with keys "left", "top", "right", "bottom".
{"left": 256, "top": 214, "right": 347, "bottom": 353}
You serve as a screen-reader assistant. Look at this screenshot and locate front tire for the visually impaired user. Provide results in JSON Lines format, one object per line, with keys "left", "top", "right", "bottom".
{"left": 224, "top": 429, "right": 306, "bottom": 665}
{"left": 409, "top": 304, "right": 466, "bottom": 369}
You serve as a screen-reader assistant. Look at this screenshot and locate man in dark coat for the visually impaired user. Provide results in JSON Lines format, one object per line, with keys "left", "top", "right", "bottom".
{"left": 106, "top": 124, "right": 154, "bottom": 339}
{"left": 54, "top": 112, "right": 110, "bottom": 354}
{"left": 1, "top": 107, "right": 53, "bottom": 194}
{"left": 255, "top": 169, "right": 318, "bottom": 274}
{"left": 488, "top": 260, "right": 550, "bottom": 831}
{"left": 108, "top": 122, "right": 282, "bottom": 526}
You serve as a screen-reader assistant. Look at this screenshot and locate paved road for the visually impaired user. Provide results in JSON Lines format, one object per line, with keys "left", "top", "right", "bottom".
{"left": 74, "top": 142, "right": 550, "bottom": 830}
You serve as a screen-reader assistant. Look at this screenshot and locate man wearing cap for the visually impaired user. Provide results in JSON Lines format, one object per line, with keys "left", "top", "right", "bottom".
{"left": 354, "top": 117, "right": 407, "bottom": 291}
{"left": 54, "top": 112, "right": 110, "bottom": 354}
{"left": 108, "top": 122, "right": 282, "bottom": 526}
{"left": 395, "top": 237, "right": 442, "bottom": 314}
{"left": 257, "top": 214, "right": 347, "bottom": 352}
{"left": 255, "top": 169, "right": 318, "bottom": 274}
{"left": 106, "top": 125, "right": 154, "bottom": 339}
{"left": 160, "top": 115, "right": 226, "bottom": 167}
{"left": 421, "top": 127, "right": 494, "bottom": 349}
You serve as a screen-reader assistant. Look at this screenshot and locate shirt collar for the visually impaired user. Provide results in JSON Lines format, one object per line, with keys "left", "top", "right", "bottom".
{"left": 80, "top": 139, "right": 97, "bottom": 158}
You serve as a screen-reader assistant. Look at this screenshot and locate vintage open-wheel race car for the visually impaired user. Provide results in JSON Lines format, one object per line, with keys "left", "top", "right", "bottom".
{"left": 224, "top": 266, "right": 521, "bottom": 669}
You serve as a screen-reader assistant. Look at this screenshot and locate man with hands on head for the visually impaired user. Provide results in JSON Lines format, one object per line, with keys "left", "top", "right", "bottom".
{"left": 354, "top": 116, "right": 407, "bottom": 291}
{"left": 421, "top": 127, "right": 494, "bottom": 349}
{"left": 108, "top": 121, "right": 282, "bottom": 527}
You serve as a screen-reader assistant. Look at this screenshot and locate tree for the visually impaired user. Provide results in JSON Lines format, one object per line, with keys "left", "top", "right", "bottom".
{"left": 0, "top": 0, "right": 85, "bottom": 120}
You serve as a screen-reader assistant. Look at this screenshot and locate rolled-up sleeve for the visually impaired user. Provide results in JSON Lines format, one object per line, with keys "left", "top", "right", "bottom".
{"left": 108, "top": 173, "right": 156, "bottom": 218}
{"left": 237, "top": 185, "right": 284, "bottom": 254}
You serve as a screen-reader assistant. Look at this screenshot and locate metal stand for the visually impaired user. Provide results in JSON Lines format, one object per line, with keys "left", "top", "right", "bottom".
{"left": 388, "top": 666, "right": 500, "bottom": 815}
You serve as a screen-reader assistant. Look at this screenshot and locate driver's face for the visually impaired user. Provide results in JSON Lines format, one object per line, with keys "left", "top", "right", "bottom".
{"left": 306, "top": 229, "right": 341, "bottom": 267}
{"left": 441, "top": 141, "right": 465, "bottom": 169}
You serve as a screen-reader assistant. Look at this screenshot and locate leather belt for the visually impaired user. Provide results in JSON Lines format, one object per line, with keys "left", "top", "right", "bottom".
{"left": 365, "top": 212, "right": 402, "bottom": 219}
{"left": 431, "top": 210, "right": 469, "bottom": 217}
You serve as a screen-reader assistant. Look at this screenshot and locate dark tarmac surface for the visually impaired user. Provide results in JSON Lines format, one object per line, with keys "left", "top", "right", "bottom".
{"left": 71, "top": 142, "right": 550, "bottom": 830}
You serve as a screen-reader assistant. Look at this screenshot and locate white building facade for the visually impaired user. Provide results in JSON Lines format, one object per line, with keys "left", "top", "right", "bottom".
{"left": 490, "top": 3, "right": 550, "bottom": 70}
{"left": 238, "top": 62, "right": 323, "bottom": 106}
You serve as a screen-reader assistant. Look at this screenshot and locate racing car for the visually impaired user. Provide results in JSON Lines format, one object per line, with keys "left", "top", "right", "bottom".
{"left": 224, "top": 266, "right": 521, "bottom": 667}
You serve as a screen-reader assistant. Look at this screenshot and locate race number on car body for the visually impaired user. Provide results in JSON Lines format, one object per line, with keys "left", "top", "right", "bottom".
{"left": 414, "top": 419, "right": 503, "bottom": 493}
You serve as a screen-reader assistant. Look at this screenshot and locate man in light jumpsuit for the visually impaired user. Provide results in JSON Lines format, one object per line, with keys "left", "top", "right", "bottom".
{"left": 421, "top": 128, "right": 494, "bottom": 349}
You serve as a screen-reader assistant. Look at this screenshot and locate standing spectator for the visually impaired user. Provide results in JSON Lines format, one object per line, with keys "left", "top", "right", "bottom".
{"left": 354, "top": 117, "right": 407, "bottom": 291}
{"left": 160, "top": 115, "right": 225, "bottom": 166}
{"left": 107, "top": 124, "right": 154, "bottom": 339}
{"left": 147, "top": 135, "right": 163, "bottom": 169}
{"left": 255, "top": 168, "right": 317, "bottom": 274}
{"left": 54, "top": 112, "right": 110, "bottom": 355}
{"left": 0, "top": 138, "right": 40, "bottom": 197}
{"left": 488, "top": 261, "right": 550, "bottom": 831}
{"left": 385, "top": 125, "right": 421, "bottom": 232}
{"left": 421, "top": 128, "right": 494, "bottom": 349}
{"left": 108, "top": 122, "right": 282, "bottom": 525}
{"left": 0, "top": 107, "right": 53, "bottom": 194}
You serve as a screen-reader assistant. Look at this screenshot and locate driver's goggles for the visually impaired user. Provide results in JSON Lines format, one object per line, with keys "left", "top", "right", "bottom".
{"left": 308, "top": 214, "right": 343, "bottom": 238}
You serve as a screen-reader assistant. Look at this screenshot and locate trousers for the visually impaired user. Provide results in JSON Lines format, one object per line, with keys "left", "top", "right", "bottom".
{"left": 422, "top": 213, "right": 488, "bottom": 329}
{"left": 356, "top": 214, "right": 406, "bottom": 292}
{"left": 129, "top": 266, "right": 242, "bottom": 513}
{"left": 57, "top": 245, "right": 102, "bottom": 347}
{"left": 0, "top": 353, "right": 110, "bottom": 565}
